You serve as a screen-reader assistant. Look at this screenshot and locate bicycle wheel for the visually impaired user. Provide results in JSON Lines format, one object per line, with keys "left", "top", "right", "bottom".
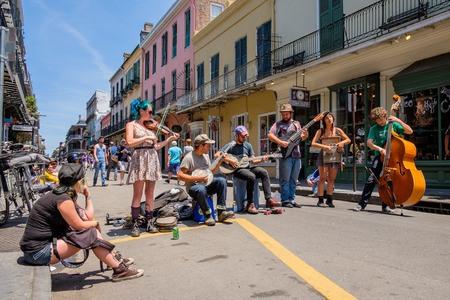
{"left": 0, "top": 184, "right": 10, "bottom": 226}
{"left": 20, "top": 182, "right": 33, "bottom": 213}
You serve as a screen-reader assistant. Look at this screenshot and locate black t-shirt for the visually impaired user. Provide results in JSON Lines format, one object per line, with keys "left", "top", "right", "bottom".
{"left": 117, "top": 145, "right": 130, "bottom": 162}
{"left": 20, "top": 192, "right": 72, "bottom": 252}
{"left": 221, "top": 141, "right": 254, "bottom": 158}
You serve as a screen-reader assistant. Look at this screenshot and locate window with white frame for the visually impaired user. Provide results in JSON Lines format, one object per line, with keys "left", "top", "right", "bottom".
{"left": 259, "top": 112, "right": 276, "bottom": 155}
{"left": 211, "top": 3, "right": 224, "bottom": 20}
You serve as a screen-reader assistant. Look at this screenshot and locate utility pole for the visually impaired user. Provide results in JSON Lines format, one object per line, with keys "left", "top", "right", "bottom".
{"left": 0, "top": 26, "right": 8, "bottom": 144}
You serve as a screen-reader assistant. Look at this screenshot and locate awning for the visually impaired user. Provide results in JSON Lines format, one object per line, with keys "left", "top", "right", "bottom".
{"left": 391, "top": 52, "right": 450, "bottom": 94}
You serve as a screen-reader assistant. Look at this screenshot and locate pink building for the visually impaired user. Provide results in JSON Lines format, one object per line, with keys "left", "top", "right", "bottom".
{"left": 141, "top": 0, "right": 229, "bottom": 113}
{"left": 140, "top": 0, "right": 229, "bottom": 165}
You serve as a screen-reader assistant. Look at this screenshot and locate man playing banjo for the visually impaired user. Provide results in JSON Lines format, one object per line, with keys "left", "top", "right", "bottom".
{"left": 177, "top": 134, "right": 234, "bottom": 226}
{"left": 219, "top": 126, "right": 281, "bottom": 214}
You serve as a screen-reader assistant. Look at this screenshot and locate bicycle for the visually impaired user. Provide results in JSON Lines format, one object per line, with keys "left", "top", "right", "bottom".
{"left": 0, "top": 144, "right": 50, "bottom": 226}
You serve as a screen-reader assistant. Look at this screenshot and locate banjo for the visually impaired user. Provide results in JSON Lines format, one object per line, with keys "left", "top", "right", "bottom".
{"left": 219, "top": 153, "right": 282, "bottom": 174}
{"left": 190, "top": 152, "right": 227, "bottom": 186}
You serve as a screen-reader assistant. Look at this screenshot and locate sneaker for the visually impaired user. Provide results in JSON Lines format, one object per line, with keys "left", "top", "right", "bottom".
{"left": 204, "top": 215, "right": 216, "bottom": 226}
{"left": 218, "top": 211, "right": 234, "bottom": 223}
{"left": 112, "top": 263, "right": 144, "bottom": 282}
{"left": 165, "top": 179, "right": 170, "bottom": 184}
{"left": 282, "top": 202, "right": 293, "bottom": 208}
{"left": 245, "top": 203, "right": 258, "bottom": 214}
{"left": 353, "top": 204, "right": 364, "bottom": 212}
{"left": 102, "top": 184, "right": 108, "bottom": 187}
{"left": 382, "top": 207, "right": 395, "bottom": 214}
{"left": 115, "top": 252, "right": 134, "bottom": 266}
{"left": 146, "top": 219, "right": 159, "bottom": 233}
{"left": 266, "top": 198, "right": 281, "bottom": 208}
{"left": 292, "top": 202, "right": 302, "bottom": 208}
{"left": 326, "top": 200, "right": 335, "bottom": 208}
{"left": 130, "top": 221, "right": 140, "bottom": 237}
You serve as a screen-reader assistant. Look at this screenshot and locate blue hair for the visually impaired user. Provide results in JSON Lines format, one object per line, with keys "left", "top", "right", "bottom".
{"left": 130, "top": 99, "right": 150, "bottom": 120}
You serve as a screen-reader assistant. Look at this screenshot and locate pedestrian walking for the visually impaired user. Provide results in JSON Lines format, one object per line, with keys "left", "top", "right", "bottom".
{"left": 106, "top": 141, "right": 118, "bottom": 181}
{"left": 117, "top": 139, "right": 131, "bottom": 185}
{"left": 166, "top": 141, "right": 182, "bottom": 184}
{"left": 93, "top": 136, "right": 108, "bottom": 187}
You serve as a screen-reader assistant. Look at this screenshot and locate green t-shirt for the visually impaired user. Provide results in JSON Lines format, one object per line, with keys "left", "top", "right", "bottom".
{"left": 367, "top": 122, "right": 404, "bottom": 155}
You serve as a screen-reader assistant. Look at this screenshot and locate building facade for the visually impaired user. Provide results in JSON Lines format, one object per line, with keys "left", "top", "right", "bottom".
{"left": 86, "top": 90, "right": 109, "bottom": 145}
{"left": 176, "top": 0, "right": 277, "bottom": 175}
{"left": 106, "top": 63, "right": 125, "bottom": 144}
{"left": 0, "top": 0, "right": 35, "bottom": 144}
{"left": 140, "top": 0, "right": 231, "bottom": 166}
{"left": 263, "top": 0, "right": 450, "bottom": 187}
{"left": 65, "top": 116, "right": 87, "bottom": 156}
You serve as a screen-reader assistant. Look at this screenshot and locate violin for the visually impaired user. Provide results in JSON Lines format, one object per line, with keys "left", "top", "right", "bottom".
{"left": 378, "top": 96, "right": 426, "bottom": 209}
{"left": 143, "top": 119, "right": 180, "bottom": 139}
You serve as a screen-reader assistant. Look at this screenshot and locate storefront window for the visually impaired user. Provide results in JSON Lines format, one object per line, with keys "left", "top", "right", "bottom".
{"left": 334, "top": 82, "right": 379, "bottom": 166}
{"left": 440, "top": 86, "right": 450, "bottom": 160}
{"left": 402, "top": 89, "right": 439, "bottom": 160}
{"left": 259, "top": 113, "right": 276, "bottom": 155}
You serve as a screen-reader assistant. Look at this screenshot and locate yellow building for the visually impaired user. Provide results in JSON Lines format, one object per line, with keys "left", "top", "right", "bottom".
{"left": 178, "top": 0, "right": 278, "bottom": 176}
{"left": 107, "top": 46, "right": 141, "bottom": 145}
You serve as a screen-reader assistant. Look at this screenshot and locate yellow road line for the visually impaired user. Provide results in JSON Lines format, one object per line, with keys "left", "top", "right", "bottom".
{"left": 110, "top": 224, "right": 211, "bottom": 244}
{"left": 234, "top": 218, "right": 357, "bottom": 300}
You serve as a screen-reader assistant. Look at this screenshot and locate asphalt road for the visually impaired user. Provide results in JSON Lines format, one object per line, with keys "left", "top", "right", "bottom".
{"left": 2, "top": 170, "right": 449, "bottom": 299}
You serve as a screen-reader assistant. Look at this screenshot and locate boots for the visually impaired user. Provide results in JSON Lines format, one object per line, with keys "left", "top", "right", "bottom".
{"left": 325, "top": 195, "right": 335, "bottom": 208}
{"left": 130, "top": 219, "right": 140, "bottom": 237}
{"left": 218, "top": 209, "right": 234, "bottom": 223}
{"left": 316, "top": 196, "right": 325, "bottom": 207}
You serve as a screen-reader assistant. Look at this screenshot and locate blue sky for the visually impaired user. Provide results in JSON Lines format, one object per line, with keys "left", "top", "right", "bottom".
{"left": 23, "top": 0, "right": 176, "bottom": 153}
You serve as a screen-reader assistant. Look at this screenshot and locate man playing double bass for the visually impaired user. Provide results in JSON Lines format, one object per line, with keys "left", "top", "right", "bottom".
{"left": 353, "top": 106, "right": 413, "bottom": 213}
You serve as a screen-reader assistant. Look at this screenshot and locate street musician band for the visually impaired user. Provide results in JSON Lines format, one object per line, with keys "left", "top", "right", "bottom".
{"left": 139, "top": 94, "right": 418, "bottom": 231}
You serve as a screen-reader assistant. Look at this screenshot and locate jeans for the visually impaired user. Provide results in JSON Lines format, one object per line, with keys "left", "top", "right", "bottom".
{"left": 359, "top": 155, "right": 388, "bottom": 210}
{"left": 188, "top": 176, "right": 227, "bottom": 215}
{"left": 279, "top": 157, "right": 301, "bottom": 202}
{"left": 93, "top": 160, "right": 106, "bottom": 186}
{"left": 106, "top": 161, "right": 118, "bottom": 180}
{"left": 233, "top": 167, "right": 272, "bottom": 203}
{"left": 23, "top": 243, "right": 52, "bottom": 266}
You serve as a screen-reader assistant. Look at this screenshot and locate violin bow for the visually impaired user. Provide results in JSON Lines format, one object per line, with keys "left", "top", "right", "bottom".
{"left": 156, "top": 102, "right": 171, "bottom": 137}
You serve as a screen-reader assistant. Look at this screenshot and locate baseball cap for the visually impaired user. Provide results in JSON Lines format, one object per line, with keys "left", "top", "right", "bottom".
{"left": 171, "top": 141, "right": 178, "bottom": 146}
{"left": 234, "top": 125, "right": 248, "bottom": 137}
{"left": 194, "top": 134, "right": 215, "bottom": 146}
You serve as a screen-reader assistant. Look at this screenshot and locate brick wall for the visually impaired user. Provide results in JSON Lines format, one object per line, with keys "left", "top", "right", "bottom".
{"left": 195, "top": 0, "right": 232, "bottom": 32}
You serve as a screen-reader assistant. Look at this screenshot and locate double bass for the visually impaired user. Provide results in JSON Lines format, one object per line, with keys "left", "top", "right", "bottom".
{"left": 378, "top": 97, "right": 426, "bottom": 209}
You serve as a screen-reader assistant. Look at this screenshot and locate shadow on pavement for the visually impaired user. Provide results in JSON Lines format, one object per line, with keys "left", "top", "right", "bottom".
{"left": 52, "top": 270, "right": 110, "bottom": 292}
{"left": 346, "top": 208, "right": 414, "bottom": 217}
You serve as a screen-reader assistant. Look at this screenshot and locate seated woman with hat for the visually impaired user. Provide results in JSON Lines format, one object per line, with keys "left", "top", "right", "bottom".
{"left": 20, "top": 163, "right": 144, "bottom": 282}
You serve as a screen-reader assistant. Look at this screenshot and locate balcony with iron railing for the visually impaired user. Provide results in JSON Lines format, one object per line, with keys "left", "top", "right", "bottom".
{"left": 102, "top": 118, "right": 130, "bottom": 137}
{"left": 272, "top": 0, "right": 450, "bottom": 74}
{"left": 177, "top": 56, "right": 273, "bottom": 111}
{"left": 154, "top": 89, "right": 180, "bottom": 112}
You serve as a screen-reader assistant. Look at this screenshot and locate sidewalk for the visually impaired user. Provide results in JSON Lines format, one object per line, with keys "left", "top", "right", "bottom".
{"left": 162, "top": 173, "right": 450, "bottom": 214}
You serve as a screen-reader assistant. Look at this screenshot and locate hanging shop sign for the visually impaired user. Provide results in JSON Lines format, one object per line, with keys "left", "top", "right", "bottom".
{"left": 290, "top": 87, "right": 310, "bottom": 108}
{"left": 11, "top": 125, "right": 34, "bottom": 132}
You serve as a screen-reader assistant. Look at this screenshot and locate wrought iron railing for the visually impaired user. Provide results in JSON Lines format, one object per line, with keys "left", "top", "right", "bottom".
{"left": 154, "top": 89, "right": 178, "bottom": 111}
{"left": 273, "top": 0, "right": 450, "bottom": 73}
{"left": 177, "top": 57, "right": 272, "bottom": 110}
{"left": 101, "top": 118, "right": 130, "bottom": 136}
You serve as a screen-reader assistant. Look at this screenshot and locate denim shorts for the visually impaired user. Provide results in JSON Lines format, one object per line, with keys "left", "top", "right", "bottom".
{"left": 23, "top": 243, "right": 52, "bottom": 266}
{"left": 168, "top": 163, "right": 180, "bottom": 173}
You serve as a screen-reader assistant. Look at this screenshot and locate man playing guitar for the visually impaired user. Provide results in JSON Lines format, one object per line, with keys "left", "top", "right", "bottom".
{"left": 177, "top": 134, "right": 234, "bottom": 226}
{"left": 268, "top": 104, "right": 308, "bottom": 208}
{"left": 219, "top": 126, "right": 281, "bottom": 214}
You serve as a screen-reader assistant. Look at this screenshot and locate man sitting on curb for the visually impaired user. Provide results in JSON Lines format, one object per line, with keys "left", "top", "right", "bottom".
{"left": 177, "top": 134, "right": 234, "bottom": 226}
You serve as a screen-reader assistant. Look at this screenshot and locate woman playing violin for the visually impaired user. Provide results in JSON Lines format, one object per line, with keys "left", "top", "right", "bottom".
{"left": 353, "top": 105, "right": 413, "bottom": 213}
{"left": 311, "top": 112, "right": 350, "bottom": 208}
{"left": 125, "top": 99, "right": 178, "bottom": 237}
